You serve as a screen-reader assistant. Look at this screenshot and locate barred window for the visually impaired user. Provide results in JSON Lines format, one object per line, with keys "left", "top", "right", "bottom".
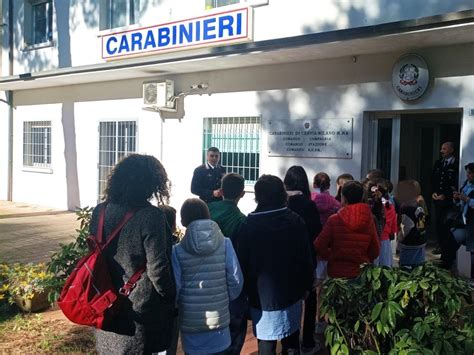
{"left": 203, "top": 116, "right": 261, "bottom": 184}
{"left": 98, "top": 121, "right": 137, "bottom": 201}
{"left": 23, "top": 121, "right": 51, "bottom": 168}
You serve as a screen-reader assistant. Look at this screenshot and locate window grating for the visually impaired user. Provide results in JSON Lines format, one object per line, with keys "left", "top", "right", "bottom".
{"left": 203, "top": 116, "right": 261, "bottom": 184}
{"left": 98, "top": 121, "right": 137, "bottom": 201}
{"left": 23, "top": 121, "right": 52, "bottom": 168}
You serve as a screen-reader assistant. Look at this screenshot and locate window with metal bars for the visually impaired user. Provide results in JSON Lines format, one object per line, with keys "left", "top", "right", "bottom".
{"left": 98, "top": 121, "right": 137, "bottom": 201}
{"left": 203, "top": 116, "right": 261, "bottom": 184}
{"left": 23, "top": 121, "right": 52, "bottom": 168}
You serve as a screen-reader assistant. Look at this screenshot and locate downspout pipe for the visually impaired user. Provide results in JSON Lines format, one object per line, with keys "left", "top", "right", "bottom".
{"left": 7, "top": 0, "right": 13, "bottom": 201}
{"left": 7, "top": 91, "right": 13, "bottom": 201}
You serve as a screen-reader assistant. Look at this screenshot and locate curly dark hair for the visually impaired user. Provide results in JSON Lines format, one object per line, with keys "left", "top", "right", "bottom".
{"left": 104, "top": 154, "right": 170, "bottom": 207}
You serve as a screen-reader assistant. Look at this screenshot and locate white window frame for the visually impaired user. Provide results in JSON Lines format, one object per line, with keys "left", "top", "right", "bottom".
{"left": 205, "top": 0, "right": 268, "bottom": 10}
{"left": 203, "top": 116, "right": 261, "bottom": 185}
{"left": 23, "top": 120, "right": 52, "bottom": 172}
{"left": 104, "top": 0, "right": 140, "bottom": 30}
{"left": 23, "top": 0, "right": 54, "bottom": 49}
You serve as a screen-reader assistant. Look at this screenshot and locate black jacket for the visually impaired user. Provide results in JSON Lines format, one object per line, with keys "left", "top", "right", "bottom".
{"left": 235, "top": 207, "right": 314, "bottom": 311}
{"left": 431, "top": 157, "right": 459, "bottom": 203}
{"left": 287, "top": 194, "right": 322, "bottom": 264}
{"left": 398, "top": 202, "right": 427, "bottom": 246}
{"left": 191, "top": 163, "right": 226, "bottom": 203}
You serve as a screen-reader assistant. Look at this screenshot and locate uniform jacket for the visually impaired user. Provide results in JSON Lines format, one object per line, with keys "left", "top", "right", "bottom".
{"left": 235, "top": 207, "right": 314, "bottom": 311}
{"left": 314, "top": 203, "right": 380, "bottom": 279}
{"left": 431, "top": 157, "right": 459, "bottom": 203}
{"left": 90, "top": 202, "right": 176, "bottom": 354}
{"left": 191, "top": 163, "right": 226, "bottom": 203}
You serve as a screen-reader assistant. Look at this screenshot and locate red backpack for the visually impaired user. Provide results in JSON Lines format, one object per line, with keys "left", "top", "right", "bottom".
{"left": 58, "top": 206, "right": 145, "bottom": 330}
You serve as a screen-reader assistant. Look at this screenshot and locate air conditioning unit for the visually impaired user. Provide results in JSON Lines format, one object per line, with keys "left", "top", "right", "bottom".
{"left": 143, "top": 80, "right": 175, "bottom": 109}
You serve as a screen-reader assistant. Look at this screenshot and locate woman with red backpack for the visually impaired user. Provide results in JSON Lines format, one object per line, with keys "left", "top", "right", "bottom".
{"left": 89, "top": 154, "right": 176, "bottom": 354}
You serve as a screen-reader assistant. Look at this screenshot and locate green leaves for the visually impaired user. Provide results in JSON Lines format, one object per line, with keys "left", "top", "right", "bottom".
{"left": 46, "top": 206, "right": 93, "bottom": 302}
{"left": 354, "top": 320, "right": 360, "bottom": 332}
{"left": 371, "top": 302, "right": 383, "bottom": 322}
{"left": 321, "top": 264, "right": 472, "bottom": 353}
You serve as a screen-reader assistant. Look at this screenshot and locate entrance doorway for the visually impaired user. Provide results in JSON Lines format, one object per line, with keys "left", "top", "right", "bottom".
{"left": 398, "top": 112, "right": 461, "bottom": 206}
{"left": 368, "top": 109, "right": 462, "bottom": 214}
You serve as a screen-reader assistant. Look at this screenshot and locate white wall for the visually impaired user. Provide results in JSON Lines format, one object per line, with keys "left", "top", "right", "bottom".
{"left": 9, "top": 43, "right": 474, "bottom": 213}
{"left": 74, "top": 98, "right": 163, "bottom": 208}
{"left": 5, "top": 0, "right": 473, "bottom": 76}
{"left": 12, "top": 103, "right": 67, "bottom": 207}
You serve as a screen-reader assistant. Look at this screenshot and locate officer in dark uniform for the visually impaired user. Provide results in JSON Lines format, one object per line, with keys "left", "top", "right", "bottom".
{"left": 431, "top": 142, "right": 459, "bottom": 267}
{"left": 191, "top": 147, "right": 226, "bottom": 203}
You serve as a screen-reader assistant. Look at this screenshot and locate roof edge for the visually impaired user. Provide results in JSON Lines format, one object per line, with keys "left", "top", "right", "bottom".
{"left": 1, "top": 9, "right": 473, "bottom": 85}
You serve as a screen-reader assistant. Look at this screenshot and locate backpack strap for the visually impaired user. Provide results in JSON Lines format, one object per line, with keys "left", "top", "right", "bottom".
{"left": 95, "top": 206, "right": 106, "bottom": 246}
{"left": 97, "top": 205, "right": 147, "bottom": 297}
{"left": 95, "top": 205, "right": 147, "bottom": 297}
{"left": 119, "top": 266, "right": 147, "bottom": 296}
{"left": 95, "top": 205, "right": 135, "bottom": 248}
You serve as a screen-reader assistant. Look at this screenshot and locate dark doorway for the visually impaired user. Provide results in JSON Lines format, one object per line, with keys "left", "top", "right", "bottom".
{"left": 398, "top": 112, "right": 462, "bottom": 244}
{"left": 398, "top": 112, "right": 462, "bottom": 209}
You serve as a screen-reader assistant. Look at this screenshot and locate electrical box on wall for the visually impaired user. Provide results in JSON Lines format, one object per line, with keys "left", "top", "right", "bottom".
{"left": 143, "top": 80, "right": 175, "bottom": 109}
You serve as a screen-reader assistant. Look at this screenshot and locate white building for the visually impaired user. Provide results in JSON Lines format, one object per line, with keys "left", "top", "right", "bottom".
{"left": 0, "top": 0, "right": 473, "bottom": 216}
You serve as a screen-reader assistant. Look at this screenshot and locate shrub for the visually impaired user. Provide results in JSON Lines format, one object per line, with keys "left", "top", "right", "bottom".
{"left": 0, "top": 263, "right": 54, "bottom": 304}
{"left": 321, "top": 263, "right": 473, "bottom": 354}
{"left": 47, "top": 206, "right": 93, "bottom": 302}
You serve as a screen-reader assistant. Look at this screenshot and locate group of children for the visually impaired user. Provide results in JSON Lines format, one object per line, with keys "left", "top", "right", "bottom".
{"left": 161, "top": 168, "right": 429, "bottom": 355}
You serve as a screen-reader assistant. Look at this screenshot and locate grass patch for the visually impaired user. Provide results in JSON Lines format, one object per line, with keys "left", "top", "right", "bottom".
{"left": 0, "top": 302, "right": 96, "bottom": 353}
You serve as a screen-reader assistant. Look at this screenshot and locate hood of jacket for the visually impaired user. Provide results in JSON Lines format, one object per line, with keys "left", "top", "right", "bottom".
{"left": 180, "top": 219, "right": 224, "bottom": 255}
{"left": 247, "top": 207, "right": 299, "bottom": 234}
{"left": 338, "top": 203, "right": 374, "bottom": 232}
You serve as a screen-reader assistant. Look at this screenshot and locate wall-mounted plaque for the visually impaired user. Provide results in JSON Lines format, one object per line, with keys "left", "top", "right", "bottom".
{"left": 392, "top": 54, "right": 429, "bottom": 101}
{"left": 266, "top": 118, "right": 353, "bottom": 158}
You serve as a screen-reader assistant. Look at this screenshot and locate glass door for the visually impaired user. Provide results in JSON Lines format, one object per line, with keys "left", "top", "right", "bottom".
{"left": 367, "top": 114, "right": 400, "bottom": 184}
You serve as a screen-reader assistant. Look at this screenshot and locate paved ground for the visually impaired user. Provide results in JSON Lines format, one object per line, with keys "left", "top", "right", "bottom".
{"left": 0, "top": 201, "right": 78, "bottom": 264}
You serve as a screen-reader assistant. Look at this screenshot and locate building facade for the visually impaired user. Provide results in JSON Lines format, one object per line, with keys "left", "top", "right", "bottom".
{"left": 0, "top": 0, "right": 473, "bottom": 215}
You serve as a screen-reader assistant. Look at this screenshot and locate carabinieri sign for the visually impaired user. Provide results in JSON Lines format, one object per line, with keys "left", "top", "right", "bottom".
{"left": 101, "top": 7, "right": 253, "bottom": 60}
